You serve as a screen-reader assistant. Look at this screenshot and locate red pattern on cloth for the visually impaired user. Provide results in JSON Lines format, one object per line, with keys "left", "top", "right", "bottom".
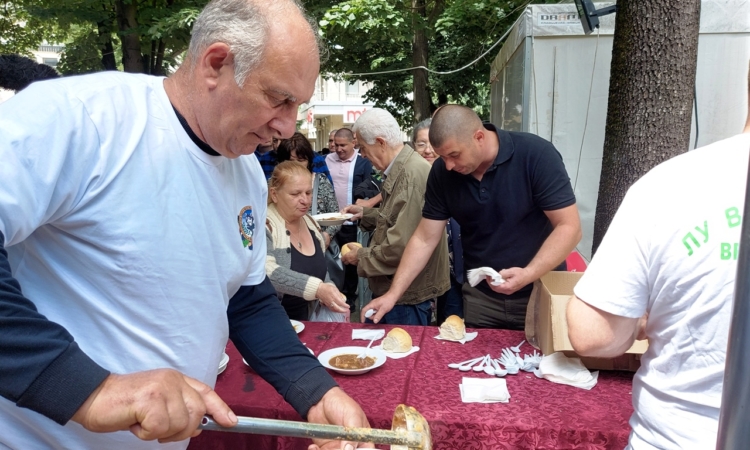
{"left": 188, "top": 322, "right": 633, "bottom": 450}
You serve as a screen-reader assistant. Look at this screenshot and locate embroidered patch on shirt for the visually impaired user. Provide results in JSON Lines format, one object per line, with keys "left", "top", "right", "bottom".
{"left": 238, "top": 206, "right": 255, "bottom": 250}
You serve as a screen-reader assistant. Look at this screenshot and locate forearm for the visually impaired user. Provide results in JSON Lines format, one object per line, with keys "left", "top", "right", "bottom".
{"left": 228, "top": 278, "right": 337, "bottom": 419}
{"left": 525, "top": 221, "right": 581, "bottom": 279}
{"left": 566, "top": 295, "right": 639, "bottom": 358}
{"left": 0, "top": 231, "right": 109, "bottom": 424}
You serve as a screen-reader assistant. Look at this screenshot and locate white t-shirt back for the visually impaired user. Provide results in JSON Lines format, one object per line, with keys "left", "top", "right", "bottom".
{"left": 0, "top": 72, "right": 267, "bottom": 449}
{"left": 575, "top": 133, "right": 750, "bottom": 449}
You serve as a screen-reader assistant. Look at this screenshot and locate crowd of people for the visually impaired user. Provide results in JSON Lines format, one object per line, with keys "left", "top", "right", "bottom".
{"left": 0, "top": 0, "right": 747, "bottom": 448}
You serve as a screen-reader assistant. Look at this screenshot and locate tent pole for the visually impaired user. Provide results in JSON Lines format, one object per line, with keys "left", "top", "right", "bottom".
{"left": 716, "top": 149, "right": 750, "bottom": 448}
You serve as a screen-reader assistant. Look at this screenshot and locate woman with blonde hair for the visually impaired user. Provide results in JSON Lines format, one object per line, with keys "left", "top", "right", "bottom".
{"left": 265, "top": 161, "right": 349, "bottom": 320}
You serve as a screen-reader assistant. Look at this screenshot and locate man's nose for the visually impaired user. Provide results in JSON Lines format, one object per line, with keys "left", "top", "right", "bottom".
{"left": 269, "top": 111, "right": 297, "bottom": 139}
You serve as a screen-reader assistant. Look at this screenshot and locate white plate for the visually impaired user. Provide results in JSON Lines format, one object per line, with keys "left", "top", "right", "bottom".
{"left": 318, "top": 346, "right": 387, "bottom": 375}
{"left": 291, "top": 319, "right": 305, "bottom": 334}
{"left": 311, "top": 213, "right": 353, "bottom": 227}
{"left": 217, "top": 352, "right": 229, "bottom": 375}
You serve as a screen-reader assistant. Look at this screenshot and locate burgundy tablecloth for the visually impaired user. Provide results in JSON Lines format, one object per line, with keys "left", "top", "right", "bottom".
{"left": 188, "top": 322, "right": 634, "bottom": 450}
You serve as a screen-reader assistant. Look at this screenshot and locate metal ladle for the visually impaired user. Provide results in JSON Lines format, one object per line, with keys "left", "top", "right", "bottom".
{"left": 199, "top": 403, "right": 432, "bottom": 450}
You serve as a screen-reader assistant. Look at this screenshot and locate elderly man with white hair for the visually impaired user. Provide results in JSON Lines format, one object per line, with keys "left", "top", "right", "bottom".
{"left": 341, "top": 108, "right": 449, "bottom": 325}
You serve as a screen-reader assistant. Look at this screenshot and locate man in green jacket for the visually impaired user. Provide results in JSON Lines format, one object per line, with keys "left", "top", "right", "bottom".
{"left": 342, "top": 108, "right": 449, "bottom": 325}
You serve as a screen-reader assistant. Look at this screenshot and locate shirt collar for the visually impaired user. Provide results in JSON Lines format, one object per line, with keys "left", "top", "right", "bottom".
{"left": 483, "top": 122, "right": 514, "bottom": 168}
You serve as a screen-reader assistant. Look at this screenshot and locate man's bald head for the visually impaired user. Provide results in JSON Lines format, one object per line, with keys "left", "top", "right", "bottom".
{"left": 429, "top": 105, "right": 484, "bottom": 149}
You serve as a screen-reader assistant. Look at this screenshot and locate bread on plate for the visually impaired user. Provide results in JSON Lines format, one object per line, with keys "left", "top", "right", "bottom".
{"left": 341, "top": 242, "right": 362, "bottom": 256}
{"left": 439, "top": 315, "right": 466, "bottom": 340}
{"left": 381, "top": 327, "right": 412, "bottom": 353}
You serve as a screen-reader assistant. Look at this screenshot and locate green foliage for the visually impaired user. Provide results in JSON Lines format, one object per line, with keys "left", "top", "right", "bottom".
{"left": 314, "top": 0, "right": 559, "bottom": 126}
{"left": 2, "top": 0, "right": 206, "bottom": 75}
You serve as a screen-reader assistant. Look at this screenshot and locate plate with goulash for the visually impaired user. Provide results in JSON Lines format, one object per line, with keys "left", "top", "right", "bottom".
{"left": 318, "top": 346, "right": 387, "bottom": 375}
{"left": 311, "top": 212, "right": 354, "bottom": 227}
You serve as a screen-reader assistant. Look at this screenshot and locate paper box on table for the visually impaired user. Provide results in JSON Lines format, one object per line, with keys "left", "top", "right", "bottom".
{"left": 525, "top": 271, "right": 647, "bottom": 372}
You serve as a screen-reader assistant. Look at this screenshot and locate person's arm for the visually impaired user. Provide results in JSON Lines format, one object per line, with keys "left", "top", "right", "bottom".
{"left": 491, "top": 204, "right": 581, "bottom": 295}
{"left": 361, "top": 217, "right": 446, "bottom": 323}
{"left": 228, "top": 278, "right": 374, "bottom": 450}
{"left": 355, "top": 193, "right": 382, "bottom": 208}
{"left": 567, "top": 295, "right": 642, "bottom": 358}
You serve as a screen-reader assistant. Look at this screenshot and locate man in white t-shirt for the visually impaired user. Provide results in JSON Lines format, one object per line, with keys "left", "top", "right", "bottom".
{"left": 0, "top": 1, "right": 370, "bottom": 449}
{"left": 567, "top": 83, "right": 750, "bottom": 448}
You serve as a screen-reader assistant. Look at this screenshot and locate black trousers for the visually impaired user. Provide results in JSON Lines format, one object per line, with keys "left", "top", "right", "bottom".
{"left": 335, "top": 224, "right": 359, "bottom": 307}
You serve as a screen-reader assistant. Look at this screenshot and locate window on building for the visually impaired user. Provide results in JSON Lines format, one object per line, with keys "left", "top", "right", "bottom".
{"left": 42, "top": 58, "right": 58, "bottom": 68}
{"left": 346, "top": 81, "right": 360, "bottom": 98}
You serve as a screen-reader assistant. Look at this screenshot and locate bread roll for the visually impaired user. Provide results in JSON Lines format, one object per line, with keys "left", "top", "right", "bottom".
{"left": 439, "top": 315, "right": 466, "bottom": 340}
{"left": 341, "top": 242, "right": 362, "bottom": 256}
{"left": 381, "top": 327, "right": 412, "bottom": 353}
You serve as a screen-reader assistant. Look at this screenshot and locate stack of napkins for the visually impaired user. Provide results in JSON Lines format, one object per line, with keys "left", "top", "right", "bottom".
{"left": 352, "top": 329, "right": 385, "bottom": 341}
{"left": 534, "top": 352, "right": 599, "bottom": 390}
{"left": 460, "top": 377, "right": 510, "bottom": 403}
{"left": 467, "top": 267, "right": 506, "bottom": 287}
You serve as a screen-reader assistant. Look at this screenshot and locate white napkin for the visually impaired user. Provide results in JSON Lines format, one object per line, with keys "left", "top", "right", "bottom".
{"left": 460, "top": 377, "right": 510, "bottom": 403}
{"left": 467, "top": 267, "right": 506, "bottom": 287}
{"left": 434, "top": 331, "right": 478, "bottom": 344}
{"left": 374, "top": 345, "right": 420, "bottom": 359}
{"left": 352, "top": 329, "right": 386, "bottom": 340}
{"left": 534, "top": 352, "right": 599, "bottom": 390}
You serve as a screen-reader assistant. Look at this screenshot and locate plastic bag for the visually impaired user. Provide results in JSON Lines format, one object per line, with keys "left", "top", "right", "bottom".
{"left": 310, "top": 301, "right": 349, "bottom": 323}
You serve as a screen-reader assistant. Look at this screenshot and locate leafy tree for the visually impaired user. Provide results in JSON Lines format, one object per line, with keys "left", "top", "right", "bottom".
{"left": 315, "top": 0, "right": 558, "bottom": 127}
{"left": 3, "top": 0, "right": 204, "bottom": 75}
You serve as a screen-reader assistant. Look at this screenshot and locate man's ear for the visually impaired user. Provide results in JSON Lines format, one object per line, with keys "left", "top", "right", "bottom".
{"left": 376, "top": 137, "right": 388, "bottom": 151}
{"left": 195, "top": 42, "right": 234, "bottom": 90}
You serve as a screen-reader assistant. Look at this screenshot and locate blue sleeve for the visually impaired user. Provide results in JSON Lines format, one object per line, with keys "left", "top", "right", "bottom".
{"left": 312, "top": 154, "right": 333, "bottom": 184}
{"left": 227, "top": 277, "right": 338, "bottom": 419}
{"left": 0, "top": 231, "right": 110, "bottom": 425}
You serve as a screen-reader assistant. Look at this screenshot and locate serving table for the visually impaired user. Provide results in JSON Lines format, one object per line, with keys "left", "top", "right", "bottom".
{"left": 188, "top": 322, "right": 634, "bottom": 450}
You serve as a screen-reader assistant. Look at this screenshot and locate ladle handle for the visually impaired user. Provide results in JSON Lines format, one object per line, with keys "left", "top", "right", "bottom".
{"left": 200, "top": 415, "right": 424, "bottom": 447}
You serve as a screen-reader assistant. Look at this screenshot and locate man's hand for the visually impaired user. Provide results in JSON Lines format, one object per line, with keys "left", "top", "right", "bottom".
{"left": 307, "top": 387, "right": 374, "bottom": 450}
{"left": 71, "top": 369, "right": 237, "bottom": 443}
{"left": 341, "top": 205, "right": 364, "bottom": 221}
{"left": 489, "top": 267, "right": 533, "bottom": 296}
{"left": 341, "top": 246, "right": 359, "bottom": 266}
{"left": 360, "top": 292, "right": 398, "bottom": 324}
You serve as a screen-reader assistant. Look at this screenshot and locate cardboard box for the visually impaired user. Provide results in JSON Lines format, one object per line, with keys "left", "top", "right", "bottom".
{"left": 525, "top": 271, "right": 647, "bottom": 372}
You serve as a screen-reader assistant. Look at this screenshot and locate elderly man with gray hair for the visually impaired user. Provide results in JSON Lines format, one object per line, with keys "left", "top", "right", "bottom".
{"left": 0, "top": 0, "right": 371, "bottom": 449}
{"left": 341, "top": 109, "right": 449, "bottom": 325}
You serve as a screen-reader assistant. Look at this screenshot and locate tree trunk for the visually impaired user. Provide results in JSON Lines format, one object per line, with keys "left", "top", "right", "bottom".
{"left": 591, "top": 0, "right": 701, "bottom": 255}
{"left": 115, "top": 0, "right": 143, "bottom": 73}
{"left": 412, "top": 0, "right": 430, "bottom": 123}
{"left": 97, "top": 20, "right": 117, "bottom": 71}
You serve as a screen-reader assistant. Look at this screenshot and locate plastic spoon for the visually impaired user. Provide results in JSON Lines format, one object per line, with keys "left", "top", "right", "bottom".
{"left": 473, "top": 355, "right": 491, "bottom": 372}
{"left": 448, "top": 356, "right": 484, "bottom": 369}
{"left": 458, "top": 357, "right": 485, "bottom": 372}
{"left": 357, "top": 337, "right": 376, "bottom": 359}
{"left": 490, "top": 358, "right": 507, "bottom": 377}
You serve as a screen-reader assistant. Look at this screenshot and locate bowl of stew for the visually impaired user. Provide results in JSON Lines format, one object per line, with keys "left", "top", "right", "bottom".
{"left": 317, "top": 346, "right": 387, "bottom": 375}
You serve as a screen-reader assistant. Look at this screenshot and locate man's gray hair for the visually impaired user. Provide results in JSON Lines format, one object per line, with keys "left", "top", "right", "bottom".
{"left": 352, "top": 108, "right": 402, "bottom": 147}
{"left": 188, "top": 0, "right": 319, "bottom": 87}
{"left": 411, "top": 118, "right": 431, "bottom": 143}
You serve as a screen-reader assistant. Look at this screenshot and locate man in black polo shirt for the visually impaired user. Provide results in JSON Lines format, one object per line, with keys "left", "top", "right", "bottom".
{"left": 362, "top": 105, "right": 581, "bottom": 329}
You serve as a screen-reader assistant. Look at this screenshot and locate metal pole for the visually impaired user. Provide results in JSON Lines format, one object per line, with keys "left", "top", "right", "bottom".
{"left": 716, "top": 150, "right": 750, "bottom": 448}
{"left": 200, "top": 416, "right": 424, "bottom": 448}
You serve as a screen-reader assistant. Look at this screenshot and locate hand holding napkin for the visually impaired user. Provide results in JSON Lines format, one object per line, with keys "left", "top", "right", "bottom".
{"left": 467, "top": 267, "right": 506, "bottom": 287}
{"left": 460, "top": 377, "right": 510, "bottom": 403}
{"left": 534, "top": 352, "right": 599, "bottom": 390}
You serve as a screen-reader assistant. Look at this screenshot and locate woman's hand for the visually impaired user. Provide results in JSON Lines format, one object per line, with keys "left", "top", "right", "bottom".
{"left": 315, "top": 283, "right": 349, "bottom": 313}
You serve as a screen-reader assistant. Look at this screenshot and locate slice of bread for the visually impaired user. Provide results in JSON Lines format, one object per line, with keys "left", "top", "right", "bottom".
{"left": 439, "top": 315, "right": 466, "bottom": 340}
{"left": 381, "top": 327, "right": 412, "bottom": 353}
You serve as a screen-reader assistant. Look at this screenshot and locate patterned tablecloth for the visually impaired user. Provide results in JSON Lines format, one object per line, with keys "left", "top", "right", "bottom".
{"left": 188, "top": 321, "right": 634, "bottom": 450}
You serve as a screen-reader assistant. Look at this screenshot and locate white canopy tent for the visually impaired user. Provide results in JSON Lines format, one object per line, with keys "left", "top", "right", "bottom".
{"left": 489, "top": 0, "right": 750, "bottom": 260}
